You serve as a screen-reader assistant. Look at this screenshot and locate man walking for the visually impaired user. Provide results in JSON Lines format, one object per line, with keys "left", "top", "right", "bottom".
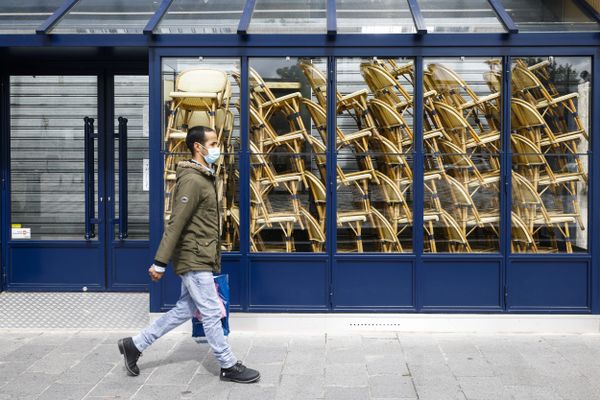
{"left": 118, "top": 126, "right": 260, "bottom": 384}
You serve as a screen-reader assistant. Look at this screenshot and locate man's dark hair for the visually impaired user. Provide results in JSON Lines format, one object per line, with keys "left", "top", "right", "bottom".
{"left": 186, "top": 126, "right": 214, "bottom": 156}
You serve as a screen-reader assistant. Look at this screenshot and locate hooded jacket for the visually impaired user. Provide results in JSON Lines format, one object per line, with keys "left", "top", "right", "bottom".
{"left": 154, "top": 160, "right": 221, "bottom": 275}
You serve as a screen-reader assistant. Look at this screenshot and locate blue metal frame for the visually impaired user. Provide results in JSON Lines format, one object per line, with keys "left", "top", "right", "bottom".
{"left": 143, "top": 0, "right": 174, "bottom": 35}
{"left": 1, "top": 6, "right": 599, "bottom": 309}
{"left": 327, "top": 0, "right": 337, "bottom": 36}
{"left": 327, "top": 56, "right": 336, "bottom": 308}
{"left": 407, "top": 0, "right": 427, "bottom": 34}
{"left": 237, "top": 0, "right": 257, "bottom": 35}
{"left": 413, "top": 56, "right": 424, "bottom": 310}
{"left": 146, "top": 42, "right": 599, "bottom": 313}
{"left": 1, "top": 33, "right": 600, "bottom": 48}
{"left": 500, "top": 55, "right": 511, "bottom": 308}
{"left": 239, "top": 56, "right": 250, "bottom": 310}
{"left": 592, "top": 48, "right": 600, "bottom": 314}
{"left": 36, "top": 0, "right": 81, "bottom": 34}
{"left": 487, "top": 0, "right": 518, "bottom": 34}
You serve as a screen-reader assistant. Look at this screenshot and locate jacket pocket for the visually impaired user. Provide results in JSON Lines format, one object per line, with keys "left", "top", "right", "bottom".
{"left": 196, "top": 238, "right": 217, "bottom": 264}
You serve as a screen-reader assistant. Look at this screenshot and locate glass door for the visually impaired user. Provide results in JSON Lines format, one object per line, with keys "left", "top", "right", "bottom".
{"left": 108, "top": 75, "right": 150, "bottom": 290}
{"left": 8, "top": 73, "right": 150, "bottom": 291}
{"left": 9, "top": 75, "right": 105, "bottom": 289}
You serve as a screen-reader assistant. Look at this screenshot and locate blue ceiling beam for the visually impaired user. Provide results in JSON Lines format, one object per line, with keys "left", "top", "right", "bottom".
{"left": 407, "top": 0, "right": 427, "bottom": 34}
{"left": 327, "top": 0, "right": 337, "bottom": 36}
{"left": 36, "top": 0, "right": 81, "bottom": 34}
{"left": 237, "top": 0, "right": 257, "bottom": 35}
{"left": 144, "top": 0, "right": 175, "bottom": 35}
{"left": 487, "top": 0, "right": 518, "bottom": 34}
{"left": 572, "top": 0, "right": 600, "bottom": 24}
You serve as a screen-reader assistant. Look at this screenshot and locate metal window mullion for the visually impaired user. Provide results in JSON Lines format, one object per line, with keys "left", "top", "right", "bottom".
{"left": 327, "top": 0, "right": 337, "bottom": 36}
{"left": 326, "top": 56, "right": 337, "bottom": 310}
{"left": 143, "top": 0, "right": 175, "bottom": 35}
{"left": 501, "top": 55, "right": 512, "bottom": 310}
{"left": 36, "top": 0, "right": 81, "bottom": 34}
{"left": 407, "top": 0, "right": 427, "bottom": 34}
{"left": 148, "top": 48, "right": 164, "bottom": 312}
{"left": 240, "top": 56, "right": 250, "bottom": 311}
{"left": 237, "top": 0, "right": 257, "bottom": 34}
{"left": 487, "top": 0, "right": 518, "bottom": 34}
{"left": 413, "top": 56, "right": 425, "bottom": 311}
{"left": 590, "top": 49, "right": 600, "bottom": 313}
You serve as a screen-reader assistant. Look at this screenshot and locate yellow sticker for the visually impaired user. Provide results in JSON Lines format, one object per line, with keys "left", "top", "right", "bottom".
{"left": 11, "top": 224, "right": 22, "bottom": 228}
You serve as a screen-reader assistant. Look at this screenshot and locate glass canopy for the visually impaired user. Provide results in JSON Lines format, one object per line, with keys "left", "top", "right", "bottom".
{"left": 419, "top": 0, "right": 506, "bottom": 33}
{"left": 500, "top": 0, "right": 600, "bottom": 32}
{"left": 52, "top": 0, "right": 160, "bottom": 34}
{"left": 336, "top": 0, "right": 415, "bottom": 34}
{"left": 156, "top": 0, "right": 246, "bottom": 34}
{"left": 0, "top": 0, "right": 64, "bottom": 34}
{"left": 0, "top": 0, "right": 597, "bottom": 35}
{"left": 247, "top": 0, "right": 327, "bottom": 34}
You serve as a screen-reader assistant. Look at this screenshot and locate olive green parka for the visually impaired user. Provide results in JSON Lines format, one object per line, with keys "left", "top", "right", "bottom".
{"left": 154, "top": 160, "right": 221, "bottom": 275}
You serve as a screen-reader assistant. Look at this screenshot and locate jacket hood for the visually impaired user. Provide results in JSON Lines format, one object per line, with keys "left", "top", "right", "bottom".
{"left": 176, "top": 160, "right": 215, "bottom": 179}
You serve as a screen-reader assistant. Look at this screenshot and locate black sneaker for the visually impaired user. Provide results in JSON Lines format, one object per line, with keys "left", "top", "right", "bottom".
{"left": 220, "top": 361, "right": 260, "bottom": 383}
{"left": 118, "top": 337, "right": 142, "bottom": 376}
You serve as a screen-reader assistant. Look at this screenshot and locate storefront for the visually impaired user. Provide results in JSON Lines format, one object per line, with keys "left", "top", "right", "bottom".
{"left": 1, "top": 0, "right": 599, "bottom": 314}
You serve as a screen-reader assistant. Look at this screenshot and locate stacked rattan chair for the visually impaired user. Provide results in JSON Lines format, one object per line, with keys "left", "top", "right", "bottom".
{"left": 244, "top": 66, "right": 326, "bottom": 252}
{"left": 510, "top": 58, "right": 587, "bottom": 253}
{"left": 164, "top": 68, "right": 239, "bottom": 251}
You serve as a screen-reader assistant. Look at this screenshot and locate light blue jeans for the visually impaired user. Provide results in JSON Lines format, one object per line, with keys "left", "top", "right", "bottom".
{"left": 132, "top": 271, "right": 237, "bottom": 369}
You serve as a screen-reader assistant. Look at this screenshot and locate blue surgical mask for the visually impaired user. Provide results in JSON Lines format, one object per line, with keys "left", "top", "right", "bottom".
{"left": 202, "top": 146, "right": 221, "bottom": 164}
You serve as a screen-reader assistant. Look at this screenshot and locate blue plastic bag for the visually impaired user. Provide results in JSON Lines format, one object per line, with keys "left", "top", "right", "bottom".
{"left": 192, "top": 274, "right": 230, "bottom": 337}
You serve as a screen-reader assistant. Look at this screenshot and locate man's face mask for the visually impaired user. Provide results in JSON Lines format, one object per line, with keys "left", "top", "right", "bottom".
{"left": 197, "top": 142, "right": 221, "bottom": 164}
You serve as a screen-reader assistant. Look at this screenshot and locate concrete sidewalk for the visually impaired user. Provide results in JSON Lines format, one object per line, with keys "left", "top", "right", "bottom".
{"left": 1, "top": 329, "right": 599, "bottom": 400}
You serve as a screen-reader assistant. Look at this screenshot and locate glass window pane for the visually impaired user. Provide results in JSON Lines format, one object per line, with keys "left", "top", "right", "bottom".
{"left": 157, "top": 0, "right": 246, "bottom": 34}
{"left": 10, "top": 76, "right": 98, "bottom": 240}
{"left": 336, "top": 57, "right": 414, "bottom": 253}
{"left": 424, "top": 57, "right": 502, "bottom": 253}
{"left": 114, "top": 76, "right": 149, "bottom": 241}
{"left": 162, "top": 58, "right": 240, "bottom": 252}
{"left": 511, "top": 56, "right": 590, "bottom": 253}
{"left": 500, "top": 0, "right": 600, "bottom": 32}
{"left": 52, "top": 0, "right": 160, "bottom": 34}
{"left": 249, "top": 57, "right": 327, "bottom": 252}
{"left": 0, "top": 0, "right": 64, "bottom": 34}
{"left": 336, "top": 0, "right": 415, "bottom": 33}
{"left": 420, "top": 0, "right": 505, "bottom": 33}
{"left": 248, "top": 0, "right": 327, "bottom": 34}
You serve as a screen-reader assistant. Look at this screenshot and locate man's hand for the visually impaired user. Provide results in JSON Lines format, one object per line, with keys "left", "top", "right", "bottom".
{"left": 148, "top": 265, "right": 164, "bottom": 282}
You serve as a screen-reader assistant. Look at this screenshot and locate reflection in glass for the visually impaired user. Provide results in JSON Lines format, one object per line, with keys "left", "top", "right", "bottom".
{"left": 419, "top": 0, "right": 505, "bottom": 33}
{"left": 157, "top": 0, "right": 246, "bottom": 34}
{"left": 333, "top": 58, "right": 415, "bottom": 253}
{"left": 248, "top": 0, "right": 327, "bottom": 34}
{"left": 162, "top": 58, "right": 240, "bottom": 251}
{"left": 511, "top": 57, "right": 590, "bottom": 253}
{"left": 248, "top": 57, "right": 327, "bottom": 252}
{"left": 500, "top": 0, "right": 600, "bottom": 32}
{"left": 423, "top": 57, "right": 502, "bottom": 252}
{"left": 336, "top": 0, "right": 415, "bottom": 34}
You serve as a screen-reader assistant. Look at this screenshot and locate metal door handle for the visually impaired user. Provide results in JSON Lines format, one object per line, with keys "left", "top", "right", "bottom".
{"left": 84, "top": 117, "right": 96, "bottom": 240}
{"left": 118, "top": 117, "right": 129, "bottom": 240}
